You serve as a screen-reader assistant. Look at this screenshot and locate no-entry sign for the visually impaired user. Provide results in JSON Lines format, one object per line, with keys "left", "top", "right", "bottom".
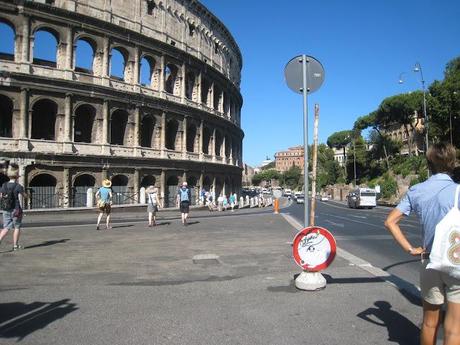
{"left": 292, "top": 226, "right": 336, "bottom": 271}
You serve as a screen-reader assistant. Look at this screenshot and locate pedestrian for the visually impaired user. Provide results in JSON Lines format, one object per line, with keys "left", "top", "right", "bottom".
{"left": 206, "top": 192, "right": 214, "bottom": 212}
{"left": 384, "top": 143, "right": 460, "bottom": 345}
{"left": 177, "top": 181, "right": 191, "bottom": 226}
{"left": 146, "top": 186, "right": 162, "bottom": 227}
{"left": 95, "top": 179, "right": 112, "bottom": 230}
{"left": 200, "top": 188, "right": 206, "bottom": 206}
{"left": 223, "top": 194, "right": 228, "bottom": 211}
{"left": 229, "top": 193, "right": 236, "bottom": 212}
{"left": 217, "top": 194, "right": 223, "bottom": 211}
{"left": 0, "top": 164, "right": 25, "bottom": 251}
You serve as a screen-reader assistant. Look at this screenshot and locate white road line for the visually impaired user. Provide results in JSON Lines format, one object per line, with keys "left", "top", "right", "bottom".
{"left": 280, "top": 213, "right": 421, "bottom": 299}
{"left": 324, "top": 220, "right": 345, "bottom": 228}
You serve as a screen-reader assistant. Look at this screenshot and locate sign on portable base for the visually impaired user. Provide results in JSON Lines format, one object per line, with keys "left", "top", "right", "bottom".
{"left": 292, "top": 227, "right": 336, "bottom": 290}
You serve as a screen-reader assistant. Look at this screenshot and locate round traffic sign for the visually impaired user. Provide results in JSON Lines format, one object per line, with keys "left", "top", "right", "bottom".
{"left": 292, "top": 226, "right": 336, "bottom": 271}
{"left": 284, "top": 55, "right": 325, "bottom": 94}
{"left": 273, "top": 189, "right": 282, "bottom": 199}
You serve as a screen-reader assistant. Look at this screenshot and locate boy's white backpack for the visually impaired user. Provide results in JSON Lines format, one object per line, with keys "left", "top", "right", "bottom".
{"left": 427, "top": 185, "right": 460, "bottom": 279}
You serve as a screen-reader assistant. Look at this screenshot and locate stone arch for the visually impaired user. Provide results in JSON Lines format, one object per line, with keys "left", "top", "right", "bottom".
{"left": 110, "top": 109, "right": 129, "bottom": 145}
{"left": 74, "top": 104, "right": 96, "bottom": 143}
{"left": 140, "top": 175, "right": 156, "bottom": 188}
{"left": 165, "top": 174, "right": 179, "bottom": 207}
{"left": 164, "top": 63, "right": 179, "bottom": 95}
{"left": 185, "top": 70, "right": 196, "bottom": 100}
{"left": 224, "top": 134, "right": 231, "bottom": 158}
{"left": 215, "top": 176, "right": 223, "bottom": 197}
{"left": 215, "top": 130, "right": 223, "bottom": 157}
{"left": 186, "top": 123, "right": 197, "bottom": 152}
{"left": 0, "top": 94, "right": 13, "bottom": 138}
{"left": 73, "top": 173, "right": 96, "bottom": 187}
{"left": 111, "top": 174, "right": 130, "bottom": 205}
{"left": 74, "top": 37, "right": 96, "bottom": 73}
{"left": 71, "top": 173, "right": 95, "bottom": 207}
{"left": 202, "top": 127, "right": 211, "bottom": 154}
{"left": 140, "top": 55, "right": 156, "bottom": 87}
{"left": 201, "top": 78, "right": 211, "bottom": 105}
{"left": 0, "top": 20, "right": 15, "bottom": 60}
{"left": 29, "top": 173, "right": 58, "bottom": 209}
{"left": 140, "top": 115, "right": 156, "bottom": 148}
{"left": 33, "top": 27, "right": 60, "bottom": 67}
{"left": 203, "top": 176, "right": 212, "bottom": 191}
{"left": 110, "top": 46, "right": 128, "bottom": 80}
{"left": 223, "top": 92, "right": 230, "bottom": 117}
{"left": 213, "top": 85, "right": 222, "bottom": 111}
{"left": 31, "top": 99, "right": 57, "bottom": 141}
{"left": 165, "top": 119, "right": 179, "bottom": 150}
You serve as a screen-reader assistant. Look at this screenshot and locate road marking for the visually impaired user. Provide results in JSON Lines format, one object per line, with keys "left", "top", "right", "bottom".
{"left": 281, "top": 213, "right": 421, "bottom": 299}
{"left": 350, "top": 215, "right": 367, "bottom": 219}
{"left": 324, "top": 220, "right": 345, "bottom": 228}
{"left": 321, "top": 212, "right": 383, "bottom": 229}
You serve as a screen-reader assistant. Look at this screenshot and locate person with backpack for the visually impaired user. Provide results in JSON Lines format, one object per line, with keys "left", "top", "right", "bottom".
{"left": 177, "top": 181, "right": 191, "bottom": 226}
{"left": 0, "top": 164, "right": 25, "bottom": 251}
{"left": 95, "top": 179, "right": 113, "bottom": 230}
{"left": 385, "top": 143, "right": 460, "bottom": 345}
{"left": 146, "top": 185, "right": 162, "bottom": 227}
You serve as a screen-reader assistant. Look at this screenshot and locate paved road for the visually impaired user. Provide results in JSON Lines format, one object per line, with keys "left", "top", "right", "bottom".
{"left": 284, "top": 200, "right": 424, "bottom": 291}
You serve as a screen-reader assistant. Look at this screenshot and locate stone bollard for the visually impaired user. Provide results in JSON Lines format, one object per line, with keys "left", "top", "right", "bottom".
{"left": 239, "top": 196, "right": 244, "bottom": 208}
{"left": 245, "top": 195, "right": 250, "bottom": 206}
{"left": 87, "top": 188, "right": 94, "bottom": 208}
{"left": 139, "top": 187, "right": 146, "bottom": 204}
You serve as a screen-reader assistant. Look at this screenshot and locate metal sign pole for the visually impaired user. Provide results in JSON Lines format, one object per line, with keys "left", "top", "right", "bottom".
{"left": 302, "top": 55, "right": 309, "bottom": 228}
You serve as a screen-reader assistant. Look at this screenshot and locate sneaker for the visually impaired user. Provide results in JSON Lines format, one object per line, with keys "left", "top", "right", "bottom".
{"left": 13, "top": 244, "right": 23, "bottom": 251}
{"left": 96, "top": 226, "right": 100, "bottom": 230}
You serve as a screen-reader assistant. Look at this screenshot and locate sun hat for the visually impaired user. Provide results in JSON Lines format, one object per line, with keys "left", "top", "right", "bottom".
{"left": 6, "top": 164, "right": 19, "bottom": 178}
{"left": 102, "top": 179, "right": 112, "bottom": 188}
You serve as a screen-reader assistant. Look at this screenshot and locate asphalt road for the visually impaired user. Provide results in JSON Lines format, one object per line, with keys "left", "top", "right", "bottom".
{"left": 284, "top": 200, "right": 424, "bottom": 291}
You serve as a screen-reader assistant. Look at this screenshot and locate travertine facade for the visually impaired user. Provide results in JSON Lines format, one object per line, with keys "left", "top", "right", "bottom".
{"left": 0, "top": 0, "right": 243, "bottom": 208}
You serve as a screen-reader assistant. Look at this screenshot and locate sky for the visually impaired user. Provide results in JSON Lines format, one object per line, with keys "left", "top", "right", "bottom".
{"left": 1, "top": 1, "right": 459, "bottom": 167}
{"left": 199, "top": 0, "right": 460, "bottom": 166}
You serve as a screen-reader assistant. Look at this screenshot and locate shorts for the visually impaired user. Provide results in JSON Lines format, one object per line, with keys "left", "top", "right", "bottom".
{"left": 98, "top": 203, "right": 111, "bottom": 214}
{"left": 148, "top": 204, "right": 158, "bottom": 214}
{"left": 2, "top": 210, "right": 22, "bottom": 230}
{"left": 180, "top": 201, "right": 190, "bottom": 214}
{"left": 420, "top": 260, "right": 460, "bottom": 304}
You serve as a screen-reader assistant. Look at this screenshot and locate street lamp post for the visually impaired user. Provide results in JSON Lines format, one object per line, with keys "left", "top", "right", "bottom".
{"left": 414, "top": 62, "right": 429, "bottom": 153}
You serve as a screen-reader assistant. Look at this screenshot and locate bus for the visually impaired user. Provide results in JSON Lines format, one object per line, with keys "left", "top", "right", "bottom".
{"left": 347, "top": 188, "right": 377, "bottom": 209}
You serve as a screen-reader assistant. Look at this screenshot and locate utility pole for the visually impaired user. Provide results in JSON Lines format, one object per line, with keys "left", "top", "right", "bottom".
{"left": 310, "top": 104, "right": 319, "bottom": 226}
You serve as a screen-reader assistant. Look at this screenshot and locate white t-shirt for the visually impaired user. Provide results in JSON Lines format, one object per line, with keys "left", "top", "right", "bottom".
{"left": 148, "top": 193, "right": 157, "bottom": 205}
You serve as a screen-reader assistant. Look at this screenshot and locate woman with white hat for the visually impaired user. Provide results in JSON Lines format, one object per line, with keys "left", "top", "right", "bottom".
{"left": 146, "top": 185, "right": 162, "bottom": 227}
{"left": 0, "top": 163, "right": 25, "bottom": 251}
{"left": 95, "top": 179, "right": 112, "bottom": 230}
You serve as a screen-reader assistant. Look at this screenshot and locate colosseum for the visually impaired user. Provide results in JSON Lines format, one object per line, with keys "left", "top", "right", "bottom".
{"left": 0, "top": 0, "right": 244, "bottom": 208}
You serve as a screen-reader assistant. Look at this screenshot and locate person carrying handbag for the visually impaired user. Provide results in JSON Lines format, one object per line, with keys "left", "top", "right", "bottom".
{"left": 95, "top": 179, "right": 113, "bottom": 230}
{"left": 0, "top": 164, "right": 25, "bottom": 251}
{"left": 385, "top": 143, "right": 460, "bottom": 345}
{"left": 146, "top": 186, "right": 162, "bottom": 227}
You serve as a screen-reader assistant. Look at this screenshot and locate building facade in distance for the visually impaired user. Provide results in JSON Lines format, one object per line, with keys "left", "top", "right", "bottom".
{"left": 275, "top": 146, "right": 304, "bottom": 173}
{"left": 0, "top": 0, "right": 244, "bottom": 208}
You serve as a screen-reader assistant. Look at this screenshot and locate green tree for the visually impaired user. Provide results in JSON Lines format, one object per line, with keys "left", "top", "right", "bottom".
{"left": 282, "top": 165, "right": 302, "bottom": 190}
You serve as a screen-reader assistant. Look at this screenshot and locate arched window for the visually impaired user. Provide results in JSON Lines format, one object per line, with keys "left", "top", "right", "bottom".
{"left": 203, "top": 176, "right": 211, "bottom": 191}
{"left": 165, "top": 120, "right": 178, "bottom": 150}
{"left": 140, "top": 115, "right": 155, "bottom": 147}
{"left": 74, "top": 104, "right": 96, "bottom": 143}
{"left": 0, "top": 94, "right": 13, "bottom": 137}
{"left": 140, "top": 56, "right": 155, "bottom": 86}
{"left": 110, "top": 48, "right": 126, "bottom": 80}
{"left": 75, "top": 38, "right": 95, "bottom": 73}
{"left": 74, "top": 174, "right": 95, "bottom": 187}
{"left": 215, "top": 131, "right": 223, "bottom": 157}
{"left": 33, "top": 29, "right": 59, "bottom": 67}
{"left": 29, "top": 173, "right": 57, "bottom": 209}
{"left": 164, "top": 64, "right": 178, "bottom": 94}
{"left": 31, "top": 99, "right": 57, "bottom": 140}
{"left": 201, "top": 78, "right": 210, "bottom": 105}
{"left": 185, "top": 71, "right": 196, "bottom": 100}
{"left": 225, "top": 135, "right": 231, "bottom": 158}
{"left": 0, "top": 21, "right": 15, "bottom": 60}
{"left": 111, "top": 174, "right": 129, "bottom": 205}
{"left": 213, "top": 85, "right": 221, "bottom": 111}
{"left": 110, "top": 110, "right": 128, "bottom": 145}
{"left": 202, "top": 127, "right": 211, "bottom": 154}
{"left": 186, "top": 124, "right": 196, "bottom": 152}
{"left": 141, "top": 175, "right": 156, "bottom": 188}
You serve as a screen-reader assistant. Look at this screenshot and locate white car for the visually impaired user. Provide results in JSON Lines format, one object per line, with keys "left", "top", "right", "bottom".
{"left": 320, "top": 195, "right": 329, "bottom": 201}
{"left": 296, "top": 194, "right": 305, "bottom": 204}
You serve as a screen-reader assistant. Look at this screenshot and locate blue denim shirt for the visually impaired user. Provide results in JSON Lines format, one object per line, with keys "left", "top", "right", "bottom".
{"left": 397, "top": 173, "right": 459, "bottom": 251}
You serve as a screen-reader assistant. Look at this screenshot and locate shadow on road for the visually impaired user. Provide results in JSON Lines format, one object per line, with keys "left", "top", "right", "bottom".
{"left": 25, "top": 239, "right": 70, "bottom": 250}
{"left": 357, "top": 301, "right": 420, "bottom": 345}
{"left": 0, "top": 299, "right": 78, "bottom": 341}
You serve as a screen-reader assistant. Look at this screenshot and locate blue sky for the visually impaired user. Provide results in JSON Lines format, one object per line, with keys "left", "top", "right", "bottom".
{"left": 200, "top": 0, "right": 460, "bottom": 166}
{"left": 1, "top": 1, "right": 459, "bottom": 167}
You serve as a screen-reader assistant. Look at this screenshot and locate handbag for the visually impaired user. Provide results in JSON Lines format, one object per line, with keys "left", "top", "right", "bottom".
{"left": 97, "top": 199, "right": 106, "bottom": 208}
{"left": 13, "top": 208, "right": 23, "bottom": 218}
{"left": 427, "top": 185, "right": 460, "bottom": 279}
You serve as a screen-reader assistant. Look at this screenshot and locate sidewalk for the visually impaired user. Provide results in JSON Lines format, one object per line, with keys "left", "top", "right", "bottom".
{"left": 0, "top": 209, "right": 422, "bottom": 345}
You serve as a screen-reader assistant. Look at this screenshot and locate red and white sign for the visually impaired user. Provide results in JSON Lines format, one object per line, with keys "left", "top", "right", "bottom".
{"left": 292, "top": 226, "right": 336, "bottom": 271}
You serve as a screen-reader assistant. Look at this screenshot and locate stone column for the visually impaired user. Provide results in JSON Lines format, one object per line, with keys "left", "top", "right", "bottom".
{"left": 102, "top": 36, "right": 110, "bottom": 78}
{"left": 133, "top": 47, "right": 140, "bottom": 85}
{"left": 159, "top": 55, "right": 165, "bottom": 93}
{"left": 160, "top": 111, "right": 166, "bottom": 157}
{"left": 133, "top": 106, "right": 140, "bottom": 147}
{"left": 209, "top": 82, "right": 214, "bottom": 109}
{"left": 212, "top": 128, "right": 216, "bottom": 161}
{"left": 181, "top": 62, "right": 186, "bottom": 102}
{"left": 65, "top": 27, "right": 73, "bottom": 70}
{"left": 229, "top": 137, "right": 233, "bottom": 165}
{"left": 134, "top": 168, "right": 140, "bottom": 203}
{"left": 160, "top": 169, "right": 166, "bottom": 205}
{"left": 182, "top": 116, "right": 187, "bottom": 157}
{"left": 222, "top": 135, "right": 226, "bottom": 163}
{"left": 21, "top": 14, "right": 30, "bottom": 63}
{"left": 64, "top": 94, "right": 72, "bottom": 142}
{"left": 199, "top": 119, "right": 204, "bottom": 159}
{"left": 63, "top": 167, "right": 70, "bottom": 208}
{"left": 19, "top": 88, "right": 28, "bottom": 139}
{"left": 197, "top": 71, "right": 202, "bottom": 103}
{"left": 102, "top": 100, "right": 109, "bottom": 144}
{"left": 182, "top": 171, "right": 187, "bottom": 185}
{"left": 212, "top": 175, "right": 216, "bottom": 199}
